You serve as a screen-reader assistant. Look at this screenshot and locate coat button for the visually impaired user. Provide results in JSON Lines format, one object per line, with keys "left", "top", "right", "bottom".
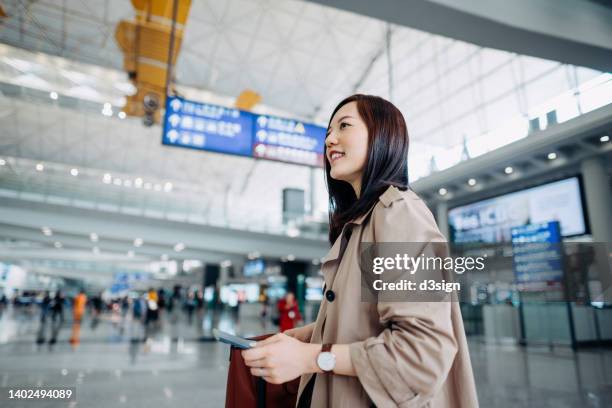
{"left": 325, "top": 290, "right": 335, "bottom": 302}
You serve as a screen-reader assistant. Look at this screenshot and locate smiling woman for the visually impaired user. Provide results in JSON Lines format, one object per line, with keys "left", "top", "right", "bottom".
{"left": 324, "top": 94, "right": 410, "bottom": 245}
{"left": 241, "top": 94, "right": 479, "bottom": 408}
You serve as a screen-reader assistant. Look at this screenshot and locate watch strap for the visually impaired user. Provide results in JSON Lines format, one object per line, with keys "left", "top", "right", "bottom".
{"left": 322, "top": 343, "right": 333, "bottom": 353}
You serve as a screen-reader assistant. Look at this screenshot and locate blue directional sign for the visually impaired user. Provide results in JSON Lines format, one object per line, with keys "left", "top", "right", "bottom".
{"left": 162, "top": 96, "right": 255, "bottom": 157}
{"left": 252, "top": 114, "right": 326, "bottom": 167}
{"left": 511, "top": 221, "right": 563, "bottom": 290}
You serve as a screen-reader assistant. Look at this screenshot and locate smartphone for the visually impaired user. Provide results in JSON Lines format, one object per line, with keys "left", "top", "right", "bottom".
{"left": 212, "top": 328, "right": 256, "bottom": 349}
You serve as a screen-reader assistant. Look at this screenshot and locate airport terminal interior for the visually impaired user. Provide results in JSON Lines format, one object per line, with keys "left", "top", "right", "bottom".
{"left": 0, "top": 0, "right": 611, "bottom": 407}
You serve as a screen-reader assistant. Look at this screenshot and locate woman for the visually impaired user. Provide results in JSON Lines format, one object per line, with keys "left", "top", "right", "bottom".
{"left": 277, "top": 291, "right": 302, "bottom": 332}
{"left": 242, "top": 95, "right": 478, "bottom": 407}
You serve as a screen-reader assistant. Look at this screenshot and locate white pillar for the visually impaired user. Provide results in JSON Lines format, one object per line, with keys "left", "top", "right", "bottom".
{"left": 436, "top": 200, "right": 450, "bottom": 240}
{"left": 581, "top": 157, "right": 612, "bottom": 303}
{"left": 581, "top": 157, "right": 612, "bottom": 243}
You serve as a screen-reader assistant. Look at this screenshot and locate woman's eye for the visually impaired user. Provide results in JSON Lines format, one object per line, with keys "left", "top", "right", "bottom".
{"left": 340, "top": 122, "right": 350, "bottom": 129}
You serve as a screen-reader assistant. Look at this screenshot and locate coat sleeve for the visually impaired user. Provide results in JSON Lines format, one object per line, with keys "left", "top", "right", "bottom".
{"left": 349, "top": 197, "right": 458, "bottom": 407}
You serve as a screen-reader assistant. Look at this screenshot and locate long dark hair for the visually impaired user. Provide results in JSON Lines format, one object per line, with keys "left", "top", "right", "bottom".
{"left": 325, "top": 94, "right": 409, "bottom": 245}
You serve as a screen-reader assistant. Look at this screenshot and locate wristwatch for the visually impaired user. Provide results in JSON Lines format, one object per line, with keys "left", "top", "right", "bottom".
{"left": 316, "top": 344, "right": 336, "bottom": 373}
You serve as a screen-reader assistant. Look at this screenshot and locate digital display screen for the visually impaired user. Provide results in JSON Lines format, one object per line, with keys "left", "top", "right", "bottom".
{"left": 243, "top": 259, "right": 265, "bottom": 277}
{"left": 448, "top": 177, "right": 587, "bottom": 243}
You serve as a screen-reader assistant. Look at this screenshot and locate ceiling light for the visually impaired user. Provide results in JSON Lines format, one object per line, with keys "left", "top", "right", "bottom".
{"left": 36, "top": 163, "right": 44, "bottom": 172}
{"left": 247, "top": 251, "right": 260, "bottom": 259}
{"left": 547, "top": 152, "right": 557, "bottom": 160}
{"left": 123, "top": 179, "right": 132, "bottom": 187}
{"left": 50, "top": 91, "right": 58, "bottom": 100}
{"left": 287, "top": 254, "right": 296, "bottom": 261}
{"left": 504, "top": 166, "right": 514, "bottom": 175}
{"left": 54, "top": 241, "right": 62, "bottom": 249}
{"left": 127, "top": 250, "right": 134, "bottom": 258}
{"left": 438, "top": 188, "right": 447, "bottom": 196}
{"left": 42, "top": 227, "right": 53, "bottom": 236}
{"left": 134, "top": 238, "right": 143, "bottom": 247}
{"left": 102, "top": 173, "right": 112, "bottom": 184}
{"left": 70, "top": 168, "right": 79, "bottom": 176}
{"left": 0, "top": 159, "right": 5, "bottom": 166}
{"left": 118, "top": 111, "right": 126, "bottom": 119}
{"left": 154, "top": 184, "right": 162, "bottom": 192}
{"left": 287, "top": 226, "right": 300, "bottom": 237}
{"left": 134, "top": 178, "right": 143, "bottom": 188}
{"left": 312, "top": 258, "right": 320, "bottom": 265}
{"left": 600, "top": 135, "right": 610, "bottom": 143}
{"left": 467, "top": 178, "right": 477, "bottom": 186}
{"left": 220, "top": 260, "right": 232, "bottom": 268}
{"left": 90, "top": 233, "right": 98, "bottom": 242}
{"left": 103, "top": 102, "right": 112, "bottom": 110}
{"left": 163, "top": 182, "right": 173, "bottom": 192}
{"left": 174, "top": 242, "right": 185, "bottom": 252}
{"left": 113, "top": 178, "right": 122, "bottom": 186}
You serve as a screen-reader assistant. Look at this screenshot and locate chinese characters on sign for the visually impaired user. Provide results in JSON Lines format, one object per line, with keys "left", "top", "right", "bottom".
{"left": 511, "top": 221, "right": 564, "bottom": 291}
{"left": 162, "top": 96, "right": 327, "bottom": 167}
{"left": 252, "top": 114, "right": 326, "bottom": 167}
{"left": 162, "top": 96, "right": 254, "bottom": 157}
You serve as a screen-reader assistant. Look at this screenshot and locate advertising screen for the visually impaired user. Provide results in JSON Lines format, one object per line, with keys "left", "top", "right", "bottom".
{"left": 448, "top": 177, "right": 587, "bottom": 243}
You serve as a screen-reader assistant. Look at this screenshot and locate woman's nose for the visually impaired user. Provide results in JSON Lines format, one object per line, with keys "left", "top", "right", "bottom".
{"left": 326, "top": 133, "right": 338, "bottom": 147}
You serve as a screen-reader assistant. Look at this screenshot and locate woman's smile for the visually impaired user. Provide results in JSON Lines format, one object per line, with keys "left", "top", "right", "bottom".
{"left": 328, "top": 150, "right": 346, "bottom": 163}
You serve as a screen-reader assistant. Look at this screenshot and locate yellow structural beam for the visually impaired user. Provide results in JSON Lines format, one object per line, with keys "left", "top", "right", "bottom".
{"left": 235, "top": 90, "right": 262, "bottom": 111}
{"left": 115, "top": 0, "right": 192, "bottom": 122}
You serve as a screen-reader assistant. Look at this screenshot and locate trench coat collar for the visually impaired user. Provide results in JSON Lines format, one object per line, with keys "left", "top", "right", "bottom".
{"left": 320, "top": 185, "right": 404, "bottom": 264}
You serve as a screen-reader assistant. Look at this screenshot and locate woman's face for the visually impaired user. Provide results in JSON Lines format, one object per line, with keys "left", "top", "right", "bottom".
{"left": 325, "top": 101, "right": 369, "bottom": 193}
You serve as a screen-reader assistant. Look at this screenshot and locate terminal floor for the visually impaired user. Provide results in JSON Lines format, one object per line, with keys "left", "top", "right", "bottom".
{"left": 0, "top": 309, "right": 611, "bottom": 408}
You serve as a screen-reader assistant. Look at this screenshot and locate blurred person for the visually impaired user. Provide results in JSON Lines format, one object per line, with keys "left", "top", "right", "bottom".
{"left": 46, "top": 290, "right": 65, "bottom": 345}
{"left": 277, "top": 291, "right": 302, "bottom": 332}
{"left": 72, "top": 290, "right": 87, "bottom": 323}
{"left": 132, "top": 293, "right": 145, "bottom": 321}
{"left": 90, "top": 292, "right": 104, "bottom": 330}
{"left": 91, "top": 292, "right": 104, "bottom": 316}
{"left": 157, "top": 288, "right": 166, "bottom": 313}
{"left": 184, "top": 291, "right": 196, "bottom": 325}
{"left": 130, "top": 294, "right": 146, "bottom": 342}
{"left": 0, "top": 291, "right": 7, "bottom": 315}
{"left": 241, "top": 95, "right": 478, "bottom": 407}
{"left": 39, "top": 290, "right": 52, "bottom": 322}
{"left": 50, "top": 290, "right": 64, "bottom": 324}
{"left": 145, "top": 288, "right": 160, "bottom": 336}
{"left": 121, "top": 295, "right": 130, "bottom": 318}
{"left": 259, "top": 286, "right": 269, "bottom": 319}
{"left": 167, "top": 286, "right": 182, "bottom": 340}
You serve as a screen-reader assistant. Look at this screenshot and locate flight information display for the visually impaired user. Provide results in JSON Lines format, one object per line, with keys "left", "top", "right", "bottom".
{"left": 162, "top": 96, "right": 327, "bottom": 166}
{"left": 252, "top": 114, "right": 326, "bottom": 167}
{"left": 162, "top": 96, "right": 255, "bottom": 157}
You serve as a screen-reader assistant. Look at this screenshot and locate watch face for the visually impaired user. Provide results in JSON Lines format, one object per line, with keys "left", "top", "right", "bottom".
{"left": 317, "top": 351, "right": 336, "bottom": 372}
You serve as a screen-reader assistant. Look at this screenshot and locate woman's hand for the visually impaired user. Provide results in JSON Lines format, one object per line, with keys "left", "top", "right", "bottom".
{"left": 284, "top": 323, "right": 314, "bottom": 342}
{"left": 241, "top": 333, "right": 320, "bottom": 384}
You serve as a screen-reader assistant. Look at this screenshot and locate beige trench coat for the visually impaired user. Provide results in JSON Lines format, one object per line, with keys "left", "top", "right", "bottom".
{"left": 296, "top": 185, "right": 479, "bottom": 408}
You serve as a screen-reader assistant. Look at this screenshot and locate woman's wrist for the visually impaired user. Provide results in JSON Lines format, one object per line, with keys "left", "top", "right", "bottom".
{"left": 302, "top": 343, "right": 323, "bottom": 374}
